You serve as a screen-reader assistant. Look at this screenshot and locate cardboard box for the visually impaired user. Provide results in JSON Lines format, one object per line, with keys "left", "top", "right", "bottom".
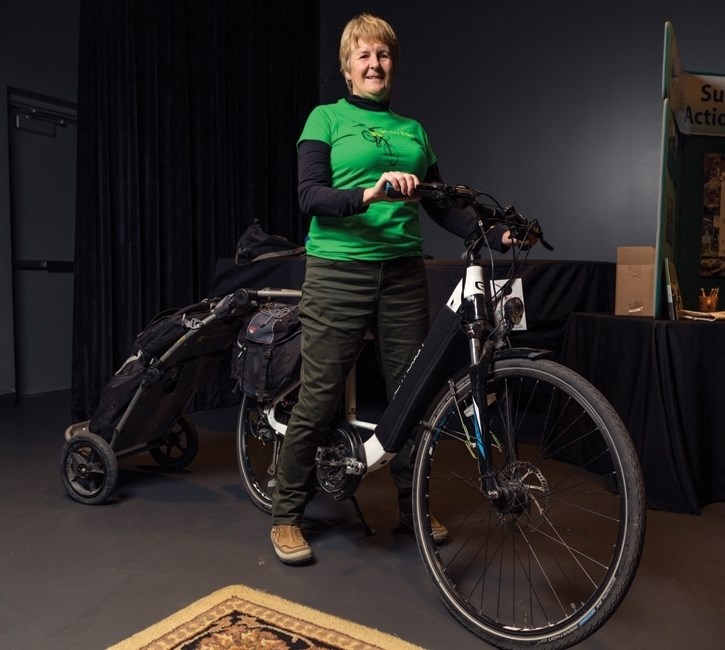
{"left": 615, "top": 246, "right": 656, "bottom": 316}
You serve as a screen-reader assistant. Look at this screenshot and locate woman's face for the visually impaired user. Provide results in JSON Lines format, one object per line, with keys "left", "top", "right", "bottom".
{"left": 345, "top": 39, "right": 394, "bottom": 101}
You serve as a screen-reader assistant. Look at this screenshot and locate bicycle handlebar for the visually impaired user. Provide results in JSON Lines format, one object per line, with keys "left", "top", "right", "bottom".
{"left": 384, "top": 181, "right": 554, "bottom": 252}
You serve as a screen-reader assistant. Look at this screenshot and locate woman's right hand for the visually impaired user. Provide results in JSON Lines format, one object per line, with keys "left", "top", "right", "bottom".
{"left": 363, "top": 171, "right": 421, "bottom": 205}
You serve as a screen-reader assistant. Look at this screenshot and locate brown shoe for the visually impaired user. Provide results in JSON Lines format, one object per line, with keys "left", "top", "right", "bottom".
{"left": 271, "top": 524, "right": 314, "bottom": 564}
{"left": 399, "top": 511, "right": 448, "bottom": 545}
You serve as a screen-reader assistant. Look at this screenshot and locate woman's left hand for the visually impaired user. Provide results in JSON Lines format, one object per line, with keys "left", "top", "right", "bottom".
{"left": 502, "top": 230, "right": 538, "bottom": 249}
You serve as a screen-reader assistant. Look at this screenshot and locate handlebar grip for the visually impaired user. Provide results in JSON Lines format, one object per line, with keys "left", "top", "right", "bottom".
{"left": 385, "top": 181, "right": 447, "bottom": 201}
{"left": 385, "top": 181, "right": 424, "bottom": 200}
{"left": 384, "top": 182, "right": 406, "bottom": 199}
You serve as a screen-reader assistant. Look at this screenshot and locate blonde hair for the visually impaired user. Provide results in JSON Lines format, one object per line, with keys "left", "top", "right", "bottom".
{"left": 338, "top": 13, "right": 400, "bottom": 77}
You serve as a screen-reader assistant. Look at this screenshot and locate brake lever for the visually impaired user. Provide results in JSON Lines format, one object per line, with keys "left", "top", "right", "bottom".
{"left": 504, "top": 206, "right": 555, "bottom": 251}
{"left": 538, "top": 234, "right": 555, "bottom": 251}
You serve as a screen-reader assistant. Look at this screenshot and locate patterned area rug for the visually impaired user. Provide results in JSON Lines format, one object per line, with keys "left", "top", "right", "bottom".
{"left": 108, "top": 585, "right": 425, "bottom": 650}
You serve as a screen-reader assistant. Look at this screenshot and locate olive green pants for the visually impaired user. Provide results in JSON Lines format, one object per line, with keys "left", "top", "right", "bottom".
{"left": 271, "top": 255, "right": 430, "bottom": 525}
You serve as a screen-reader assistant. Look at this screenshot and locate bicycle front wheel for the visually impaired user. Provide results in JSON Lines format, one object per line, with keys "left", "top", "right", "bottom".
{"left": 413, "top": 358, "right": 646, "bottom": 650}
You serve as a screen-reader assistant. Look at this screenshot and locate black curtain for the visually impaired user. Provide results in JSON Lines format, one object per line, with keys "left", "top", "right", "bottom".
{"left": 72, "top": 0, "right": 319, "bottom": 421}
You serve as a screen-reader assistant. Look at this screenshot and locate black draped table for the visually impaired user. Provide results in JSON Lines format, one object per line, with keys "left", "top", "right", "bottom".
{"left": 562, "top": 313, "right": 725, "bottom": 514}
{"left": 210, "top": 257, "right": 615, "bottom": 358}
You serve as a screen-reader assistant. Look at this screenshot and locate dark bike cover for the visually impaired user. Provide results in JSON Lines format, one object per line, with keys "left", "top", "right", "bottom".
{"left": 89, "top": 300, "right": 241, "bottom": 441}
{"left": 234, "top": 220, "right": 305, "bottom": 265}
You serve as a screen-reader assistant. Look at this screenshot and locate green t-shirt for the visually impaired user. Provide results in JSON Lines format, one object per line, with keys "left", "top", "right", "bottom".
{"left": 298, "top": 99, "right": 436, "bottom": 261}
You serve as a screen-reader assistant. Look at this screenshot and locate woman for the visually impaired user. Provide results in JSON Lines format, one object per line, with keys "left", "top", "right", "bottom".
{"left": 270, "top": 13, "right": 524, "bottom": 564}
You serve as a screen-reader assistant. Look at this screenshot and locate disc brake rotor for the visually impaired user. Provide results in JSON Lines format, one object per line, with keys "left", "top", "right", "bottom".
{"left": 495, "top": 460, "right": 550, "bottom": 531}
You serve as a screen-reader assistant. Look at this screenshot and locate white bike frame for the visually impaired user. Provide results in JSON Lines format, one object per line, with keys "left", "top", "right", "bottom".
{"left": 257, "top": 262, "right": 494, "bottom": 474}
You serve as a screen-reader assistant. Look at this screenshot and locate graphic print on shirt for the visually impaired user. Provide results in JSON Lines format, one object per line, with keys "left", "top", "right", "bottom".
{"left": 356, "top": 123, "right": 399, "bottom": 166}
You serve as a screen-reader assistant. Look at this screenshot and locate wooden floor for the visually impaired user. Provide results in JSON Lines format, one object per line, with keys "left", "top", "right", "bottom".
{"left": 1, "top": 391, "right": 723, "bottom": 650}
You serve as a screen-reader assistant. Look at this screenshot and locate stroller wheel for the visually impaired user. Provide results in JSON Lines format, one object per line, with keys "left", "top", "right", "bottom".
{"left": 60, "top": 432, "right": 118, "bottom": 505}
{"left": 149, "top": 416, "right": 199, "bottom": 470}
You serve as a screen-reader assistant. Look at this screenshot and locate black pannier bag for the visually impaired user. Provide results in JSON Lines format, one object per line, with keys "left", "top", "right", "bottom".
{"left": 232, "top": 302, "right": 302, "bottom": 401}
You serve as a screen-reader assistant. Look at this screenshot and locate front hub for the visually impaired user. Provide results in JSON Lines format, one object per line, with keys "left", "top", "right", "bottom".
{"left": 493, "top": 461, "right": 550, "bottom": 531}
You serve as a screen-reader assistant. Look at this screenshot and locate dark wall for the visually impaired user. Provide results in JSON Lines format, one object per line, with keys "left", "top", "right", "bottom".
{"left": 320, "top": 0, "right": 725, "bottom": 261}
{"left": 3, "top": 1, "right": 725, "bottom": 400}
{"left": 0, "top": 0, "right": 80, "bottom": 401}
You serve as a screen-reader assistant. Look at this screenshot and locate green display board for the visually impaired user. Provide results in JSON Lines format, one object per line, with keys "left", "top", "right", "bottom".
{"left": 656, "top": 22, "right": 725, "bottom": 315}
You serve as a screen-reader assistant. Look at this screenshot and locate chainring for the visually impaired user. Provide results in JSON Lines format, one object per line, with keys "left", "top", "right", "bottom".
{"left": 315, "top": 423, "right": 364, "bottom": 501}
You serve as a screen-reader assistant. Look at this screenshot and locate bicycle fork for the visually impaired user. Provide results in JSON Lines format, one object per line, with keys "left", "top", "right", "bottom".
{"left": 462, "top": 317, "right": 519, "bottom": 503}
{"left": 464, "top": 322, "right": 501, "bottom": 499}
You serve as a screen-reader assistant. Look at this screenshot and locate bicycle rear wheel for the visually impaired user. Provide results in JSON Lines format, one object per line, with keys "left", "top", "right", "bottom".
{"left": 236, "top": 393, "right": 287, "bottom": 513}
{"left": 413, "top": 358, "right": 645, "bottom": 650}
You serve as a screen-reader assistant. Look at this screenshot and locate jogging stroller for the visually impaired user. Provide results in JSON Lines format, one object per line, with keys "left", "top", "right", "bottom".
{"left": 60, "top": 290, "right": 252, "bottom": 504}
